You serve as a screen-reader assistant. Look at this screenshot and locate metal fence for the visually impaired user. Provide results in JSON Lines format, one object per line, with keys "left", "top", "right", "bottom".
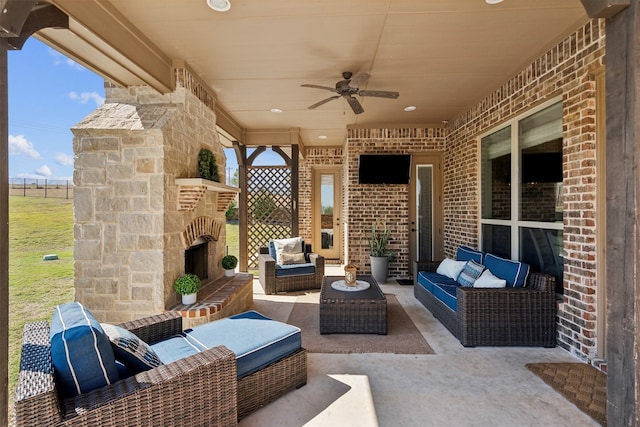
{"left": 9, "top": 178, "right": 74, "bottom": 199}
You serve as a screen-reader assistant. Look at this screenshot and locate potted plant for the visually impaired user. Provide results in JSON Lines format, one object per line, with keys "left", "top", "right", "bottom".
{"left": 198, "top": 148, "right": 220, "bottom": 182}
{"left": 221, "top": 254, "right": 238, "bottom": 277}
{"left": 174, "top": 273, "right": 201, "bottom": 304}
{"left": 369, "top": 223, "right": 395, "bottom": 284}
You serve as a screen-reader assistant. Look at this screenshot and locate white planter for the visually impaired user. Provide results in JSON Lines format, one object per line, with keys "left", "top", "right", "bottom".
{"left": 224, "top": 268, "right": 235, "bottom": 277}
{"left": 181, "top": 293, "right": 197, "bottom": 304}
{"left": 370, "top": 256, "right": 389, "bottom": 284}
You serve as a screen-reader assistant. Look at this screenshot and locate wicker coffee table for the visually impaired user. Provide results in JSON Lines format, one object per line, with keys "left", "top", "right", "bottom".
{"left": 319, "top": 275, "right": 387, "bottom": 334}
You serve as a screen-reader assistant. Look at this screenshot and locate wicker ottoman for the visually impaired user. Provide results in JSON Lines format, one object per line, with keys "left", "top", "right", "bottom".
{"left": 319, "top": 275, "right": 387, "bottom": 334}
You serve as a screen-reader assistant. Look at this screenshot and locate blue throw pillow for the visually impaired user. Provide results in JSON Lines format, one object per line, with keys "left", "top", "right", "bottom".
{"left": 484, "top": 253, "right": 530, "bottom": 288}
{"left": 456, "top": 246, "right": 484, "bottom": 264}
{"left": 50, "top": 302, "right": 119, "bottom": 398}
{"left": 101, "top": 323, "right": 163, "bottom": 374}
{"left": 456, "top": 259, "right": 485, "bottom": 287}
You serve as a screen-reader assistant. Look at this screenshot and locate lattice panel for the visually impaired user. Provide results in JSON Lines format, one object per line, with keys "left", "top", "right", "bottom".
{"left": 247, "top": 166, "right": 292, "bottom": 268}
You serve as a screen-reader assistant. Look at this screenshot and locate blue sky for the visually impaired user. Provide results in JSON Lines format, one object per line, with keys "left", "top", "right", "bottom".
{"left": 8, "top": 38, "right": 285, "bottom": 183}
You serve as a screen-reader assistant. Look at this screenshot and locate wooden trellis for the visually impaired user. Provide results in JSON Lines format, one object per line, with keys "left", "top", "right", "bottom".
{"left": 246, "top": 166, "right": 292, "bottom": 268}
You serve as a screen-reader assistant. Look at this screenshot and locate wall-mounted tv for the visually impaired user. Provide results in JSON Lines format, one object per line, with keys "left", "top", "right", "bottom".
{"left": 358, "top": 154, "right": 411, "bottom": 184}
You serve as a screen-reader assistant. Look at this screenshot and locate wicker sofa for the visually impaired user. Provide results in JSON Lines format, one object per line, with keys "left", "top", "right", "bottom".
{"left": 258, "top": 238, "right": 324, "bottom": 295}
{"left": 414, "top": 247, "right": 557, "bottom": 347}
{"left": 14, "top": 308, "right": 307, "bottom": 426}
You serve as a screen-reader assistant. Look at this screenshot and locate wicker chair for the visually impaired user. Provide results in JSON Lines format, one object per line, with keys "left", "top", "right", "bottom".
{"left": 14, "top": 311, "right": 307, "bottom": 426}
{"left": 414, "top": 260, "right": 557, "bottom": 347}
{"left": 258, "top": 243, "right": 325, "bottom": 294}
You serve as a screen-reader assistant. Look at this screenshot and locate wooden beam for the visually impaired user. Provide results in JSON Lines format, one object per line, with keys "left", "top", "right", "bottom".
{"left": 581, "top": 0, "right": 630, "bottom": 18}
{"left": 605, "top": 2, "right": 639, "bottom": 424}
{"left": 0, "top": 36, "right": 9, "bottom": 427}
{"left": 7, "top": 4, "right": 68, "bottom": 50}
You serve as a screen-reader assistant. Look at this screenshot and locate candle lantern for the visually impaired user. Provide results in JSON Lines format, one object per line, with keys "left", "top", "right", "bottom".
{"left": 344, "top": 263, "right": 357, "bottom": 287}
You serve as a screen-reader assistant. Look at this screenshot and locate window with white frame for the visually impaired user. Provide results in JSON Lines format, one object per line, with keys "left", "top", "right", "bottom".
{"left": 480, "top": 101, "right": 563, "bottom": 293}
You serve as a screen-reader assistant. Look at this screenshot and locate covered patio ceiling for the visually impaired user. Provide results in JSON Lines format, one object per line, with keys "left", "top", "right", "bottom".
{"left": 40, "top": 0, "right": 588, "bottom": 147}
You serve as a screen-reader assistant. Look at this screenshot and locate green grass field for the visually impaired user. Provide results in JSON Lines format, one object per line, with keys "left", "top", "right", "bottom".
{"left": 7, "top": 196, "right": 239, "bottom": 412}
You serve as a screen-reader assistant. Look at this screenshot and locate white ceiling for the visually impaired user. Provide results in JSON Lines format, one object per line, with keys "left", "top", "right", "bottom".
{"left": 44, "top": 0, "right": 588, "bottom": 147}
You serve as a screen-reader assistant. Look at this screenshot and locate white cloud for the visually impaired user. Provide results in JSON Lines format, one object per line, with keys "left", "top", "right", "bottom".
{"left": 54, "top": 152, "right": 74, "bottom": 166}
{"left": 48, "top": 48, "right": 85, "bottom": 71}
{"left": 9, "top": 134, "right": 40, "bottom": 159}
{"left": 69, "top": 91, "right": 105, "bottom": 107}
{"left": 35, "top": 165, "right": 52, "bottom": 177}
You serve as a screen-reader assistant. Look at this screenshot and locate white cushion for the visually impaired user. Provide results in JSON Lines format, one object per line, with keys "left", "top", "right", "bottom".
{"left": 436, "top": 258, "right": 466, "bottom": 280}
{"left": 279, "top": 252, "right": 306, "bottom": 265}
{"left": 272, "top": 237, "right": 303, "bottom": 264}
{"left": 473, "top": 269, "right": 507, "bottom": 288}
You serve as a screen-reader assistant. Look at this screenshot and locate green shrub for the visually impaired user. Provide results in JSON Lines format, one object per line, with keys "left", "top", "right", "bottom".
{"left": 198, "top": 148, "right": 220, "bottom": 182}
{"left": 221, "top": 255, "right": 238, "bottom": 270}
{"left": 173, "top": 273, "right": 201, "bottom": 295}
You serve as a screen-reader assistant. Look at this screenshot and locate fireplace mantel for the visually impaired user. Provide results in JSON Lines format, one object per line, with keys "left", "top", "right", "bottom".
{"left": 175, "top": 178, "right": 240, "bottom": 212}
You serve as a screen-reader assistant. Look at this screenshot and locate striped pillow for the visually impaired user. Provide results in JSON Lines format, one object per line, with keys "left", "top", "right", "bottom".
{"left": 50, "top": 302, "right": 119, "bottom": 398}
{"left": 102, "top": 324, "right": 163, "bottom": 374}
{"left": 456, "top": 259, "right": 485, "bottom": 287}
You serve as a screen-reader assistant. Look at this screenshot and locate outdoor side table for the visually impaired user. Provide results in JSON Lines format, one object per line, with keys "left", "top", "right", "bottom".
{"left": 319, "top": 275, "right": 387, "bottom": 334}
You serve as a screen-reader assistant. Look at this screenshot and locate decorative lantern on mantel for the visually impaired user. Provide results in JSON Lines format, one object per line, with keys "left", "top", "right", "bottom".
{"left": 344, "top": 263, "right": 357, "bottom": 287}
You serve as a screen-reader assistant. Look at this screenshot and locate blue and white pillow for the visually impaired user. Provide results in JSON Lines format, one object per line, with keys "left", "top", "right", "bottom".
{"left": 484, "top": 253, "right": 530, "bottom": 288}
{"left": 456, "top": 259, "right": 485, "bottom": 287}
{"left": 101, "top": 323, "right": 163, "bottom": 374}
{"left": 50, "top": 302, "right": 119, "bottom": 398}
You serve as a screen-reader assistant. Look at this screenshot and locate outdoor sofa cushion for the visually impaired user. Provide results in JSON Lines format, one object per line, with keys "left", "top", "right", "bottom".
{"left": 417, "top": 271, "right": 458, "bottom": 293}
{"left": 275, "top": 262, "right": 315, "bottom": 277}
{"left": 484, "top": 253, "right": 530, "bottom": 288}
{"left": 151, "top": 310, "right": 301, "bottom": 379}
{"left": 50, "top": 302, "right": 119, "bottom": 398}
{"left": 456, "top": 246, "right": 484, "bottom": 264}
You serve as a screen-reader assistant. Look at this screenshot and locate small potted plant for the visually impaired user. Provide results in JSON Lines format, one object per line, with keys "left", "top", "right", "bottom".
{"left": 369, "top": 223, "right": 395, "bottom": 284}
{"left": 221, "top": 254, "right": 238, "bottom": 277}
{"left": 174, "top": 273, "right": 201, "bottom": 304}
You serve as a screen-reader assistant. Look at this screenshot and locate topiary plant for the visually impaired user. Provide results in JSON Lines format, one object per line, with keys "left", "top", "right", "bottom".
{"left": 198, "top": 148, "right": 220, "bottom": 182}
{"left": 221, "top": 255, "right": 238, "bottom": 270}
{"left": 173, "top": 273, "right": 201, "bottom": 295}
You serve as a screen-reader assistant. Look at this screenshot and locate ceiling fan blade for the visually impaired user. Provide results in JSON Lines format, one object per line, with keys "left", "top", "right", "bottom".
{"left": 301, "top": 84, "right": 337, "bottom": 92}
{"left": 349, "top": 72, "right": 370, "bottom": 88}
{"left": 358, "top": 89, "right": 400, "bottom": 99}
{"left": 308, "top": 95, "right": 340, "bottom": 109}
{"left": 346, "top": 95, "right": 364, "bottom": 114}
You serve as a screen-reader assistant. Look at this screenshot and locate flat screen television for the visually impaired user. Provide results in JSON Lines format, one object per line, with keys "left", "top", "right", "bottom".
{"left": 358, "top": 154, "right": 411, "bottom": 184}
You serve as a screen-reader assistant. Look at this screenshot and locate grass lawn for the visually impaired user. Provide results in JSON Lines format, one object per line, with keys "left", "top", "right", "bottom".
{"left": 8, "top": 196, "right": 75, "bottom": 411}
{"left": 7, "top": 196, "right": 240, "bottom": 415}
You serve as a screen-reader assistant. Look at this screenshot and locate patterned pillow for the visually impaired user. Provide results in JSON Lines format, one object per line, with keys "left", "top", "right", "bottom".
{"left": 456, "top": 259, "right": 485, "bottom": 287}
{"left": 50, "top": 302, "right": 119, "bottom": 398}
{"left": 278, "top": 252, "right": 307, "bottom": 265}
{"left": 101, "top": 323, "right": 163, "bottom": 373}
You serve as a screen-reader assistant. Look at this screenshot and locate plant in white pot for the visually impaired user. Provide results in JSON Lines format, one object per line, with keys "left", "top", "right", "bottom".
{"left": 369, "top": 223, "right": 395, "bottom": 284}
{"left": 221, "top": 255, "right": 238, "bottom": 277}
{"left": 174, "top": 273, "right": 201, "bottom": 304}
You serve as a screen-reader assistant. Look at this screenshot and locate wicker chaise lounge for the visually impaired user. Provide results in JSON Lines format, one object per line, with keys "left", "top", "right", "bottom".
{"left": 414, "top": 259, "right": 557, "bottom": 347}
{"left": 14, "top": 310, "right": 307, "bottom": 426}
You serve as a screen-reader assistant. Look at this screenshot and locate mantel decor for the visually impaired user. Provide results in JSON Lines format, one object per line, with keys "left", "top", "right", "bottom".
{"left": 198, "top": 148, "right": 220, "bottom": 182}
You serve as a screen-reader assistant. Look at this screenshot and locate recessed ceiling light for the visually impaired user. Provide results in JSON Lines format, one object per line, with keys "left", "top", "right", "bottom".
{"left": 404, "top": 106, "right": 417, "bottom": 112}
{"left": 485, "top": 0, "right": 504, "bottom": 4}
{"left": 270, "top": 108, "right": 283, "bottom": 113}
{"left": 318, "top": 135, "right": 328, "bottom": 140}
{"left": 207, "top": 0, "right": 231, "bottom": 12}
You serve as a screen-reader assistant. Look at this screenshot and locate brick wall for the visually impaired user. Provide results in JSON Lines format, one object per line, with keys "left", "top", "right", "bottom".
{"left": 446, "top": 19, "right": 605, "bottom": 362}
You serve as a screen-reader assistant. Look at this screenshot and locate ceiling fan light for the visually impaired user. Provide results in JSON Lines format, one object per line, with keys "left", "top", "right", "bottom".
{"left": 207, "top": 0, "right": 231, "bottom": 12}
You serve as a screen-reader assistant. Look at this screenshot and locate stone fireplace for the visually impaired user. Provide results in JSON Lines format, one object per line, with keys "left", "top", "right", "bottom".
{"left": 71, "top": 69, "right": 233, "bottom": 323}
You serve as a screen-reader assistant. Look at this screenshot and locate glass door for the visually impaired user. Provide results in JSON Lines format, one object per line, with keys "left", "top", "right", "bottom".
{"left": 409, "top": 154, "right": 443, "bottom": 272}
{"left": 313, "top": 168, "right": 342, "bottom": 260}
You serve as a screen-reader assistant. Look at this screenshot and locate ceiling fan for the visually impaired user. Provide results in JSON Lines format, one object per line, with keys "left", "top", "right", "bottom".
{"left": 301, "top": 71, "right": 399, "bottom": 114}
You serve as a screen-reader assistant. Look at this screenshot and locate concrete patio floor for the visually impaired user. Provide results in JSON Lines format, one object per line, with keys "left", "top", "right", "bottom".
{"left": 238, "top": 265, "right": 600, "bottom": 427}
